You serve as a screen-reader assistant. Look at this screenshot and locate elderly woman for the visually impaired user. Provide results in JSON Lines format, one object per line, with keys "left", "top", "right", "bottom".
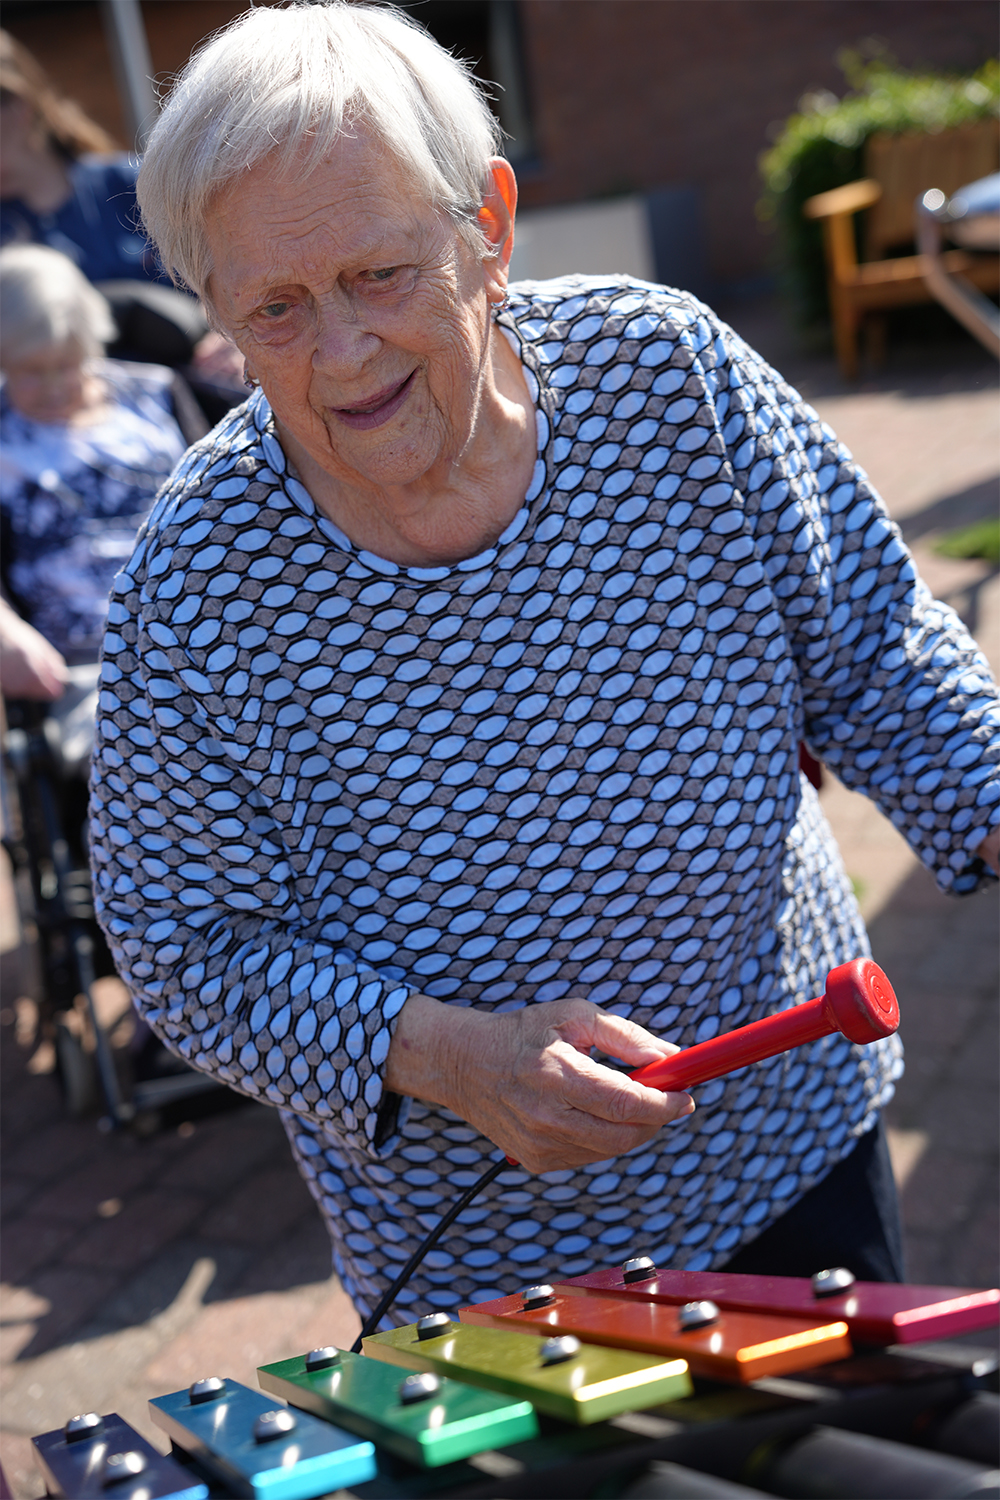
{"left": 90, "top": 3, "right": 998, "bottom": 1324}
{"left": 0, "top": 245, "right": 195, "bottom": 667}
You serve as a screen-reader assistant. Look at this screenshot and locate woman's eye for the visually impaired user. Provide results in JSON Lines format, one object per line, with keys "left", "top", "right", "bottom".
{"left": 261, "top": 301, "right": 291, "bottom": 318}
{"left": 369, "top": 267, "right": 398, "bottom": 283}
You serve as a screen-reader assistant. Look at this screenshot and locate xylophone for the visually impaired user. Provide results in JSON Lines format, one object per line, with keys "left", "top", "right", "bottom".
{"left": 29, "top": 961, "right": 1000, "bottom": 1495}
{"left": 31, "top": 1265, "right": 1000, "bottom": 1499}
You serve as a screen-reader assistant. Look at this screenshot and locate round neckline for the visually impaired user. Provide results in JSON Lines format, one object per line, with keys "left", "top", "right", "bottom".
{"left": 259, "top": 299, "right": 556, "bottom": 584}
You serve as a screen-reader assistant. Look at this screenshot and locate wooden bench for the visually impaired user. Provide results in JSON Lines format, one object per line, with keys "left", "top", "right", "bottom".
{"left": 803, "top": 119, "right": 1000, "bottom": 377}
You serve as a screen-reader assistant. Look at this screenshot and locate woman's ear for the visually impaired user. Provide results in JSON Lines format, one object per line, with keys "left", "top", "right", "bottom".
{"left": 478, "top": 157, "right": 517, "bottom": 297}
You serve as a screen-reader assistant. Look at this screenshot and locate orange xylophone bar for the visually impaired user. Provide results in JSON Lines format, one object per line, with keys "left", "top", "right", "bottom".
{"left": 458, "top": 1285, "right": 853, "bottom": 1382}
{"left": 628, "top": 958, "right": 899, "bottom": 1093}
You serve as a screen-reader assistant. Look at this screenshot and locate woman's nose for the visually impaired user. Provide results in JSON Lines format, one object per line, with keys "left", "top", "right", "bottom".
{"left": 312, "top": 299, "right": 380, "bottom": 377}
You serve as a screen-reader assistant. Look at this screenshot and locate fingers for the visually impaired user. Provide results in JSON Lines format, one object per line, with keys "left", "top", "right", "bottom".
{"left": 498, "top": 1091, "right": 691, "bottom": 1173}
{"left": 391, "top": 994, "right": 697, "bottom": 1175}
{"left": 547, "top": 1038, "right": 694, "bottom": 1130}
{"left": 570, "top": 1004, "right": 682, "bottom": 1067}
{"left": 495, "top": 1032, "right": 694, "bottom": 1171}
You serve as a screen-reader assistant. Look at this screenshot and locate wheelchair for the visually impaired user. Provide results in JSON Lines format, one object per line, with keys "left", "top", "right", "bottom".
{"left": 2, "top": 669, "right": 233, "bottom": 1132}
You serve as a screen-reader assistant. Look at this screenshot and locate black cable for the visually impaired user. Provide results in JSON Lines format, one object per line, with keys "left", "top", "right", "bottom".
{"left": 350, "top": 1154, "right": 508, "bottom": 1353}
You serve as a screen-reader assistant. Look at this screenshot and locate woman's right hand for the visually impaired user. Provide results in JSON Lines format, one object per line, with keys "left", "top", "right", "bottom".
{"left": 0, "top": 600, "right": 68, "bottom": 700}
{"left": 384, "top": 993, "right": 695, "bottom": 1173}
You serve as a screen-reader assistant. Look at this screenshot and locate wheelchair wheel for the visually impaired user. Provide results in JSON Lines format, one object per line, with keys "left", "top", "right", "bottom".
{"left": 54, "top": 1014, "right": 100, "bottom": 1116}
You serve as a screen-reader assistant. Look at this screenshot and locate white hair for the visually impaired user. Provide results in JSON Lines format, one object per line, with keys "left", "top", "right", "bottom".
{"left": 0, "top": 244, "right": 115, "bottom": 367}
{"left": 138, "top": 0, "right": 505, "bottom": 301}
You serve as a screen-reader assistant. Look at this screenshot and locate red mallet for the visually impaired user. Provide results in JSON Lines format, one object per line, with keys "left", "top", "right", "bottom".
{"left": 629, "top": 958, "right": 898, "bottom": 1094}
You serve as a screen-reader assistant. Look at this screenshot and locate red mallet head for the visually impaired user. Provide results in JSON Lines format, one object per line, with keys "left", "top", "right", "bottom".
{"left": 821, "top": 958, "right": 898, "bottom": 1043}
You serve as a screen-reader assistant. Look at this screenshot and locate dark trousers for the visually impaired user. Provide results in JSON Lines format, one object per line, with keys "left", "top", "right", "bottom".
{"left": 718, "top": 1121, "right": 906, "bottom": 1283}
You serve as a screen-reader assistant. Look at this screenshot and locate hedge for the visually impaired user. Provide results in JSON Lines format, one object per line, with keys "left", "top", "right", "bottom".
{"left": 758, "top": 52, "right": 999, "bottom": 327}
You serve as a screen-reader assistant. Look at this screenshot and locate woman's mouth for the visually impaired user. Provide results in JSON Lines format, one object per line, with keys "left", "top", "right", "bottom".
{"left": 332, "top": 371, "right": 416, "bottom": 431}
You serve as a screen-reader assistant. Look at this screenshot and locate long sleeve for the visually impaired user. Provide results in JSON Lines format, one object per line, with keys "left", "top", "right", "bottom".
{"left": 687, "top": 318, "right": 999, "bottom": 893}
{"left": 90, "top": 415, "right": 416, "bottom": 1155}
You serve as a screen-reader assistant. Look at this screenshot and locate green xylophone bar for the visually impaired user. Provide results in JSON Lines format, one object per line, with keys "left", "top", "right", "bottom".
{"left": 257, "top": 1344, "right": 538, "bottom": 1467}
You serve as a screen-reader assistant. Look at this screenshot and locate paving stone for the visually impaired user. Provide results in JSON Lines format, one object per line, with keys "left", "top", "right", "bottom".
{"left": 0, "top": 1289, "right": 49, "bottom": 1325}
{"left": 0, "top": 1431, "right": 43, "bottom": 1500}
{"left": 25, "top": 1151, "right": 158, "bottom": 1226}
{"left": 0, "top": 1073, "right": 60, "bottom": 1145}
{"left": 900, "top": 1148, "right": 986, "bottom": 1234}
{"left": 916, "top": 1089, "right": 1000, "bottom": 1160}
{"left": 0, "top": 1324, "right": 38, "bottom": 1369}
{"left": 197, "top": 1166, "right": 317, "bottom": 1248}
{"left": 888, "top": 988, "right": 979, "bottom": 1068}
{"left": 903, "top": 1230, "right": 953, "bottom": 1287}
{"left": 0, "top": 1179, "right": 37, "bottom": 1223}
{"left": 231, "top": 1212, "right": 333, "bottom": 1296}
{"left": 949, "top": 1201, "right": 1000, "bottom": 1291}
{"left": 2, "top": 1119, "right": 101, "bottom": 1188}
{"left": 142, "top": 1279, "right": 359, "bottom": 1395}
{"left": 92, "top": 1242, "right": 251, "bottom": 1332}
{"left": 1, "top": 1220, "right": 78, "bottom": 1285}
{"left": 14, "top": 1268, "right": 121, "bottom": 1357}
{"left": 63, "top": 1192, "right": 203, "bottom": 1272}
{"left": 953, "top": 1011, "right": 1000, "bottom": 1089}
{"left": 156, "top": 1111, "right": 289, "bottom": 1194}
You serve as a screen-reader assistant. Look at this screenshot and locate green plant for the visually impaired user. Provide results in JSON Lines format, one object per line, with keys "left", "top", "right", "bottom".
{"left": 934, "top": 517, "right": 1000, "bottom": 566}
{"left": 758, "top": 51, "right": 1000, "bottom": 326}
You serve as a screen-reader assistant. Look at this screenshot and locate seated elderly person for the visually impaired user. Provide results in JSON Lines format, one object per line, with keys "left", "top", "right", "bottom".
{"left": 0, "top": 245, "right": 195, "bottom": 670}
{"left": 89, "top": 2, "right": 999, "bottom": 1327}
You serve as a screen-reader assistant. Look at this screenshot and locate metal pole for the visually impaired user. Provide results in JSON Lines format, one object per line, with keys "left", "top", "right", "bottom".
{"left": 100, "top": 0, "right": 158, "bottom": 152}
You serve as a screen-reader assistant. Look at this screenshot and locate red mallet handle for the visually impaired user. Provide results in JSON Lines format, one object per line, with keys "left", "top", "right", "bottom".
{"left": 629, "top": 959, "right": 898, "bottom": 1094}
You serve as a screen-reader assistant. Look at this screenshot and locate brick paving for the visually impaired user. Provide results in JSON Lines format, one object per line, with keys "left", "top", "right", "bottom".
{"left": 1, "top": 305, "right": 997, "bottom": 1499}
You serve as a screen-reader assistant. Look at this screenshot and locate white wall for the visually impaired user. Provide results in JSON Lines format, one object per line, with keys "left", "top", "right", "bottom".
{"left": 508, "top": 195, "right": 655, "bottom": 285}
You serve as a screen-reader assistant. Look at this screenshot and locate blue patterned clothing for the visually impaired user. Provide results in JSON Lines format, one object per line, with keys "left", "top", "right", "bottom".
{"left": 1, "top": 360, "right": 187, "bottom": 661}
{"left": 1, "top": 156, "right": 165, "bottom": 284}
{"left": 90, "top": 278, "right": 999, "bottom": 1320}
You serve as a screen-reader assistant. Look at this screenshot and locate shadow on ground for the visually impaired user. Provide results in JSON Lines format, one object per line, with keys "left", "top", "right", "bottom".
{"left": 0, "top": 1003, "right": 335, "bottom": 1366}
{"left": 714, "top": 295, "right": 999, "bottom": 405}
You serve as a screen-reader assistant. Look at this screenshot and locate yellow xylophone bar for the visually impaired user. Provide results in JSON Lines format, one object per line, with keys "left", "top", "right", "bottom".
{"left": 363, "top": 1312, "right": 692, "bottom": 1425}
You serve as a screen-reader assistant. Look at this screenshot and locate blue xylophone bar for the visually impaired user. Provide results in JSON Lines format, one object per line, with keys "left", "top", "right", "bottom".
{"left": 32, "top": 1411, "right": 208, "bottom": 1500}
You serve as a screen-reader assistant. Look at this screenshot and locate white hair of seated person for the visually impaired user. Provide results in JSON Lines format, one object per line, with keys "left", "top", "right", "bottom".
{"left": 137, "top": 0, "right": 503, "bottom": 304}
{"left": 0, "top": 244, "right": 115, "bottom": 369}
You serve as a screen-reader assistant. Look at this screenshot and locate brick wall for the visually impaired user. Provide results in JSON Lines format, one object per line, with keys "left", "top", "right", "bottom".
{"left": 5, "top": 0, "right": 997, "bottom": 289}
{"left": 515, "top": 0, "right": 998, "bottom": 286}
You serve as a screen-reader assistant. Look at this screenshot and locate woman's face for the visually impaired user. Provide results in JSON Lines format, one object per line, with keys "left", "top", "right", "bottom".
{"left": 4, "top": 338, "right": 88, "bottom": 422}
{"left": 205, "top": 131, "right": 511, "bottom": 499}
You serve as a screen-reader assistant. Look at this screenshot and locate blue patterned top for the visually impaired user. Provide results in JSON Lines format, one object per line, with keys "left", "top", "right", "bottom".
{"left": 1, "top": 360, "right": 186, "bottom": 660}
{"left": 0, "top": 156, "right": 165, "bottom": 285}
{"left": 90, "top": 278, "right": 998, "bottom": 1320}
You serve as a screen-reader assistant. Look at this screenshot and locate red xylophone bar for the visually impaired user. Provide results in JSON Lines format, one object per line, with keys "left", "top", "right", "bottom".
{"left": 629, "top": 958, "right": 898, "bottom": 1093}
